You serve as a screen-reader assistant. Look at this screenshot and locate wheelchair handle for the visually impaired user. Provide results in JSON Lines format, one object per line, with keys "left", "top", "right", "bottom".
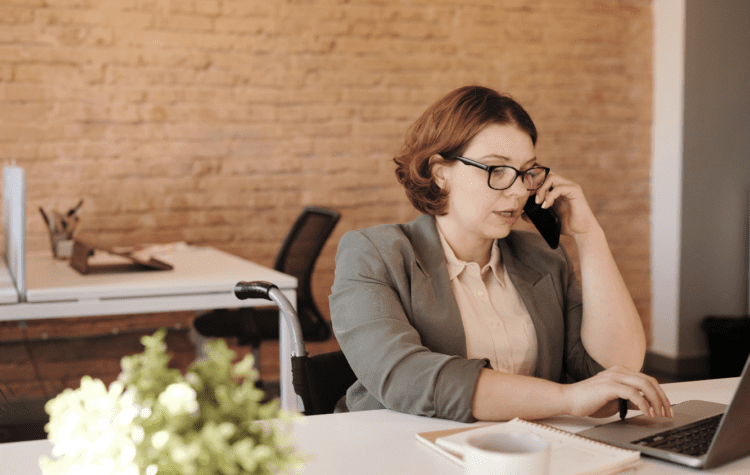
{"left": 233, "top": 281, "right": 307, "bottom": 357}
{"left": 235, "top": 280, "right": 277, "bottom": 300}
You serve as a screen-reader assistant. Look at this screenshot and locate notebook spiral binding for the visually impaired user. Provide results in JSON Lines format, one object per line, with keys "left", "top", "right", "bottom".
{"left": 512, "top": 418, "right": 636, "bottom": 453}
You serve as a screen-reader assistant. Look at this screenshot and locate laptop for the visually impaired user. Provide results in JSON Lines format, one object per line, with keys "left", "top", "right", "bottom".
{"left": 578, "top": 354, "right": 750, "bottom": 469}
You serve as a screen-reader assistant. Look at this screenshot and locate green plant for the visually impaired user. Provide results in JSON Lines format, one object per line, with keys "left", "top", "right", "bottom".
{"left": 41, "top": 329, "right": 304, "bottom": 475}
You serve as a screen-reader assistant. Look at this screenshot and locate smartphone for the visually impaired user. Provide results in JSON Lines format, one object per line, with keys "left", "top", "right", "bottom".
{"left": 523, "top": 194, "right": 561, "bottom": 249}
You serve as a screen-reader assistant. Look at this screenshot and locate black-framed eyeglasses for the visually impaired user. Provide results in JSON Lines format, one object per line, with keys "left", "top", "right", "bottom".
{"left": 451, "top": 156, "right": 550, "bottom": 191}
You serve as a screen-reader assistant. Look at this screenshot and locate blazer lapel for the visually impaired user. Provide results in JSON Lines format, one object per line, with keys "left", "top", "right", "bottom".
{"left": 405, "top": 215, "right": 468, "bottom": 358}
{"left": 498, "top": 237, "right": 564, "bottom": 381}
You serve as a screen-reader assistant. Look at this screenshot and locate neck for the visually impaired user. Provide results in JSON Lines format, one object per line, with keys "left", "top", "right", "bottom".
{"left": 435, "top": 215, "right": 494, "bottom": 266}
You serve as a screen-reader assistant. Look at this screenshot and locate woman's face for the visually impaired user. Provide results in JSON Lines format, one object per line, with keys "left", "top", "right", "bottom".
{"left": 435, "top": 123, "right": 536, "bottom": 243}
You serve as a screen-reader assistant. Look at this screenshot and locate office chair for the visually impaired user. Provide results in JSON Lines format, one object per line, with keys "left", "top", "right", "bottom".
{"left": 193, "top": 206, "right": 341, "bottom": 375}
{"left": 234, "top": 280, "right": 357, "bottom": 415}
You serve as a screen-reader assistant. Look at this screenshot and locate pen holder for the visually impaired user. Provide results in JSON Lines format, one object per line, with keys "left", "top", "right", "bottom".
{"left": 40, "top": 201, "right": 83, "bottom": 259}
{"left": 50, "top": 232, "right": 75, "bottom": 259}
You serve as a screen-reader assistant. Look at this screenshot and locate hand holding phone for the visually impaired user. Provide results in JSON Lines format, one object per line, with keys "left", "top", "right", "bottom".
{"left": 523, "top": 195, "right": 561, "bottom": 249}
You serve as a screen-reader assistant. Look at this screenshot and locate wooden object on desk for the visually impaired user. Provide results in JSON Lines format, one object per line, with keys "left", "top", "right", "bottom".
{"left": 69, "top": 240, "right": 173, "bottom": 274}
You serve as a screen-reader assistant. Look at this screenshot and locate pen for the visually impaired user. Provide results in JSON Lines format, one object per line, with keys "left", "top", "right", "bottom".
{"left": 39, "top": 207, "right": 53, "bottom": 232}
{"left": 67, "top": 199, "right": 84, "bottom": 218}
{"left": 619, "top": 398, "right": 628, "bottom": 420}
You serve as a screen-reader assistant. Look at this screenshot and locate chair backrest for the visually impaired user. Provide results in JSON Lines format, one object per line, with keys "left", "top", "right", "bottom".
{"left": 274, "top": 206, "right": 340, "bottom": 282}
{"left": 273, "top": 206, "right": 340, "bottom": 341}
{"left": 293, "top": 350, "right": 357, "bottom": 415}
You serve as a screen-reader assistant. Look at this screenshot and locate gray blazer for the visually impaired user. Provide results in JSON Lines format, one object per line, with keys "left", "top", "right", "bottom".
{"left": 329, "top": 214, "right": 605, "bottom": 422}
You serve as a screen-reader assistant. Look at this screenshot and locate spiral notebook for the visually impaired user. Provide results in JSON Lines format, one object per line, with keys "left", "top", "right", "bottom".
{"left": 416, "top": 418, "right": 641, "bottom": 475}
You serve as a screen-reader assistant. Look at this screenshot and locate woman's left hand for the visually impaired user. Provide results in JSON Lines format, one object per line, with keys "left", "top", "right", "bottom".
{"left": 529, "top": 172, "right": 600, "bottom": 237}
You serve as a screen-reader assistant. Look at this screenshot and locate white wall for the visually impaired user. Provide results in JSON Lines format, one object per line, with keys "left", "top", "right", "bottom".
{"left": 651, "top": 0, "right": 750, "bottom": 365}
{"left": 651, "top": 0, "right": 685, "bottom": 358}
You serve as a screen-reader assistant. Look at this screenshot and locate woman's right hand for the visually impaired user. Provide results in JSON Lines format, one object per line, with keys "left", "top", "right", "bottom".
{"left": 562, "top": 366, "right": 673, "bottom": 419}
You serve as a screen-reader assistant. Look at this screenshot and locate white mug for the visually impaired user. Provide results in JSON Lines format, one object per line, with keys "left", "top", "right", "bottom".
{"left": 461, "top": 431, "right": 551, "bottom": 475}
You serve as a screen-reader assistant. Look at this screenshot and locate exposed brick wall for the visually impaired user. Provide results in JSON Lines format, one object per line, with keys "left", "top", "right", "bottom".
{"left": 1, "top": 1, "right": 653, "bottom": 343}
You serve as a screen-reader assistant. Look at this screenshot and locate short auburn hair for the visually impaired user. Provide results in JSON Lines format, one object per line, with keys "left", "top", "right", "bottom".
{"left": 394, "top": 86, "right": 538, "bottom": 215}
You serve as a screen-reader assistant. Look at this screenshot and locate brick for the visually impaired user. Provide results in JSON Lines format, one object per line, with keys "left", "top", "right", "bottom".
{"left": 0, "top": 102, "right": 51, "bottom": 121}
{"left": 0, "top": 0, "right": 45, "bottom": 6}
{"left": 43, "top": 0, "right": 103, "bottom": 7}
{"left": 152, "top": 13, "right": 213, "bottom": 32}
{"left": 213, "top": 16, "right": 268, "bottom": 34}
{"left": 13, "top": 63, "right": 81, "bottom": 84}
{"left": 222, "top": 0, "right": 275, "bottom": 18}
{"left": 0, "top": 24, "right": 35, "bottom": 43}
{"left": 34, "top": 7, "right": 105, "bottom": 26}
{"left": 166, "top": 0, "right": 206, "bottom": 16}
{"left": 0, "top": 6, "right": 34, "bottom": 24}
{"left": 0, "top": 63, "right": 12, "bottom": 81}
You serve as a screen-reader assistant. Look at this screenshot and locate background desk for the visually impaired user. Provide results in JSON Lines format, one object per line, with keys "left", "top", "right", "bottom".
{"left": 0, "top": 246, "right": 299, "bottom": 409}
{"left": 4, "top": 378, "right": 749, "bottom": 474}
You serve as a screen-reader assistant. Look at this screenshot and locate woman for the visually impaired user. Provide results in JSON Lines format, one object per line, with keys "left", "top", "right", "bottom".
{"left": 329, "top": 86, "right": 671, "bottom": 422}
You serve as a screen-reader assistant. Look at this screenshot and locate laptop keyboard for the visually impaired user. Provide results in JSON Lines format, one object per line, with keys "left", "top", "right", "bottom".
{"left": 631, "top": 414, "right": 723, "bottom": 457}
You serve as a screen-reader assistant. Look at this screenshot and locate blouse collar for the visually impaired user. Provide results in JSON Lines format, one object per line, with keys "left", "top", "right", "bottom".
{"left": 436, "top": 224, "right": 505, "bottom": 286}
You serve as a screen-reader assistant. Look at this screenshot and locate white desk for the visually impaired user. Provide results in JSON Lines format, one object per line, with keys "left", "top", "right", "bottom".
{"left": 0, "top": 246, "right": 299, "bottom": 409}
{"left": 4, "top": 378, "right": 749, "bottom": 474}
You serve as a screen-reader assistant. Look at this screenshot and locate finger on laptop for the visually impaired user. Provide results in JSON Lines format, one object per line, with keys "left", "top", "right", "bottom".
{"left": 617, "top": 370, "right": 673, "bottom": 418}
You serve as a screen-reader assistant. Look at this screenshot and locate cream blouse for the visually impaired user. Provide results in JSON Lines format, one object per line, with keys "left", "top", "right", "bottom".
{"left": 437, "top": 226, "right": 538, "bottom": 375}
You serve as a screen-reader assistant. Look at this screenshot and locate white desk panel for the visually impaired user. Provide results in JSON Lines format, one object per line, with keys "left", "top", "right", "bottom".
{"left": 0, "top": 260, "right": 18, "bottom": 304}
{"left": 3, "top": 165, "right": 26, "bottom": 301}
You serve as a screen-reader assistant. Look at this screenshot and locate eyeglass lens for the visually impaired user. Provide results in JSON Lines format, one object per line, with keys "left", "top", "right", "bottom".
{"left": 490, "top": 167, "right": 547, "bottom": 190}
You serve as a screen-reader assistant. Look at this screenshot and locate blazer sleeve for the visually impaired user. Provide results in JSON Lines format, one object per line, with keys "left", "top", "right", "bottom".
{"left": 329, "top": 229, "right": 486, "bottom": 422}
